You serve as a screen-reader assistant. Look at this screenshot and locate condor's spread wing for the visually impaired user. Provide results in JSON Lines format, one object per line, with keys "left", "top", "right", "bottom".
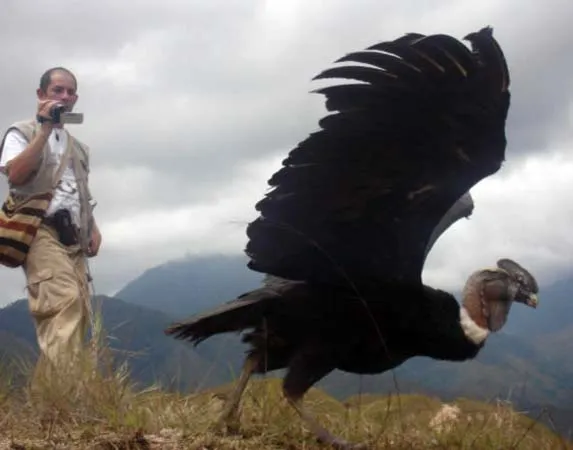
{"left": 245, "top": 27, "right": 510, "bottom": 287}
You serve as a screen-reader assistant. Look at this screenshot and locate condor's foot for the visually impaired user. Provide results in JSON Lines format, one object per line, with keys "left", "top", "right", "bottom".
{"left": 282, "top": 348, "right": 370, "bottom": 449}
{"left": 209, "top": 411, "right": 241, "bottom": 435}
{"left": 287, "top": 397, "right": 368, "bottom": 449}
{"left": 209, "top": 354, "right": 257, "bottom": 435}
{"left": 208, "top": 395, "right": 241, "bottom": 435}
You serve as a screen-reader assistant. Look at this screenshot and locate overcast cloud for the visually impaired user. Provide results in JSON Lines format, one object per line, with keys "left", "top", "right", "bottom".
{"left": 0, "top": 0, "right": 571, "bottom": 306}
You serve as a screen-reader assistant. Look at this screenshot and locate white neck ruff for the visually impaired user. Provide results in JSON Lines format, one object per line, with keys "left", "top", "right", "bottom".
{"left": 459, "top": 307, "right": 489, "bottom": 345}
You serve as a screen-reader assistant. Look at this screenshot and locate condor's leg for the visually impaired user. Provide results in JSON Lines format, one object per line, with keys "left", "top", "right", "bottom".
{"left": 211, "top": 352, "right": 258, "bottom": 433}
{"left": 283, "top": 349, "right": 367, "bottom": 450}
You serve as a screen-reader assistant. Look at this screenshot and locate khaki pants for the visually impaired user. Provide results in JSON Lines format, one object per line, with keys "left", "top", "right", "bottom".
{"left": 23, "top": 224, "right": 91, "bottom": 376}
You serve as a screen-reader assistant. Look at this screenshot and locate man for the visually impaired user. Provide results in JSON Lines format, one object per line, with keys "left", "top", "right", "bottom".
{"left": 0, "top": 67, "right": 101, "bottom": 376}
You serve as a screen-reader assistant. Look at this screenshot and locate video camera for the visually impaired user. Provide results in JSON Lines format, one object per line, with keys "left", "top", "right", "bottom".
{"left": 37, "top": 104, "right": 83, "bottom": 125}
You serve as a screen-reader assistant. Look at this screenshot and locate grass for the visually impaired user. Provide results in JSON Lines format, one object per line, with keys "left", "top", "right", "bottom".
{"left": 0, "top": 316, "right": 570, "bottom": 449}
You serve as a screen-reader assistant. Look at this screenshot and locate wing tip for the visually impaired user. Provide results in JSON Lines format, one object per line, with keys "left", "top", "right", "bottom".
{"left": 463, "top": 25, "right": 510, "bottom": 91}
{"left": 463, "top": 25, "right": 494, "bottom": 41}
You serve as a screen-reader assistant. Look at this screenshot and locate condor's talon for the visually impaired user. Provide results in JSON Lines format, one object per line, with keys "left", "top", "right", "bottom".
{"left": 208, "top": 416, "right": 241, "bottom": 436}
{"left": 287, "top": 395, "right": 369, "bottom": 450}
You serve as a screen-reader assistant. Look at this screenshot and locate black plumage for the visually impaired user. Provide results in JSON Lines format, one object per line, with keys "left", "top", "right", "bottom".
{"left": 165, "top": 27, "right": 539, "bottom": 449}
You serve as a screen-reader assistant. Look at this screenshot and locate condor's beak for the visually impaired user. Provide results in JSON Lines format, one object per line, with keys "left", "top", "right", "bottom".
{"left": 526, "top": 293, "right": 538, "bottom": 309}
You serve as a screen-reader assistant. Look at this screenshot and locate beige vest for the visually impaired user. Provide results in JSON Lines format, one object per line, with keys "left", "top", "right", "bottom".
{"left": 0, "top": 118, "right": 95, "bottom": 252}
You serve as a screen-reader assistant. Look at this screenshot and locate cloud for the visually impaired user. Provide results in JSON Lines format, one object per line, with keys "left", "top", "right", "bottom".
{"left": 0, "top": 0, "right": 571, "bottom": 306}
{"left": 424, "top": 142, "right": 573, "bottom": 291}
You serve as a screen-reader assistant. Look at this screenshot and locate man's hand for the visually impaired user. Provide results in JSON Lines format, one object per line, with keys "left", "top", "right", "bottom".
{"left": 36, "top": 99, "right": 61, "bottom": 129}
{"left": 87, "top": 223, "right": 102, "bottom": 257}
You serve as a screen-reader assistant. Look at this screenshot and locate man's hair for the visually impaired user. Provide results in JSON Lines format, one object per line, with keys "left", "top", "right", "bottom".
{"left": 39, "top": 67, "right": 78, "bottom": 93}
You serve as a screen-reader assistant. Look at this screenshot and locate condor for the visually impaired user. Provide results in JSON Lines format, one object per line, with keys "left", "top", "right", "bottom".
{"left": 166, "top": 27, "right": 539, "bottom": 449}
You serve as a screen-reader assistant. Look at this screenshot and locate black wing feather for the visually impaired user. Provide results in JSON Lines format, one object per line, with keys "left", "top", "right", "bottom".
{"left": 245, "top": 27, "right": 510, "bottom": 288}
{"left": 313, "top": 65, "right": 399, "bottom": 86}
{"left": 334, "top": 51, "right": 424, "bottom": 82}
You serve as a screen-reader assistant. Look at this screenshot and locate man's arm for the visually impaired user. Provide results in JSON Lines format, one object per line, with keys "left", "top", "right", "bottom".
{"left": 88, "top": 218, "right": 102, "bottom": 257}
{"left": 4, "top": 123, "right": 52, "bottom": 185}
{"left": 2, "top": 100, "right": 62, "bottom": 186}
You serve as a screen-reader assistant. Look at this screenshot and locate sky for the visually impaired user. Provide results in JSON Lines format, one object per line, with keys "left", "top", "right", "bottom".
{"left": 0, "top": 0, "right": 571, "bottom": 306}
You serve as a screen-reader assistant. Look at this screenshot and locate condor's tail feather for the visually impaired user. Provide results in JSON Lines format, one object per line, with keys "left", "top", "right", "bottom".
{"left": 164, "top": 291, "right": 271, "bottom": 346}
{"left": 164, "top": 276, "right": 307, "bottom": 346}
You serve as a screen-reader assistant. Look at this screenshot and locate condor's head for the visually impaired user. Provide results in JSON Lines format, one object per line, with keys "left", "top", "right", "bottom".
{"left": 461, "top": 258, "right": 539, "bottom": 340}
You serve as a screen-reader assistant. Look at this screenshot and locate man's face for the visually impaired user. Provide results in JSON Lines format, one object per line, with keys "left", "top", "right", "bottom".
{"left": 37, "top": 70, "right": 78, "bottom": 112}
